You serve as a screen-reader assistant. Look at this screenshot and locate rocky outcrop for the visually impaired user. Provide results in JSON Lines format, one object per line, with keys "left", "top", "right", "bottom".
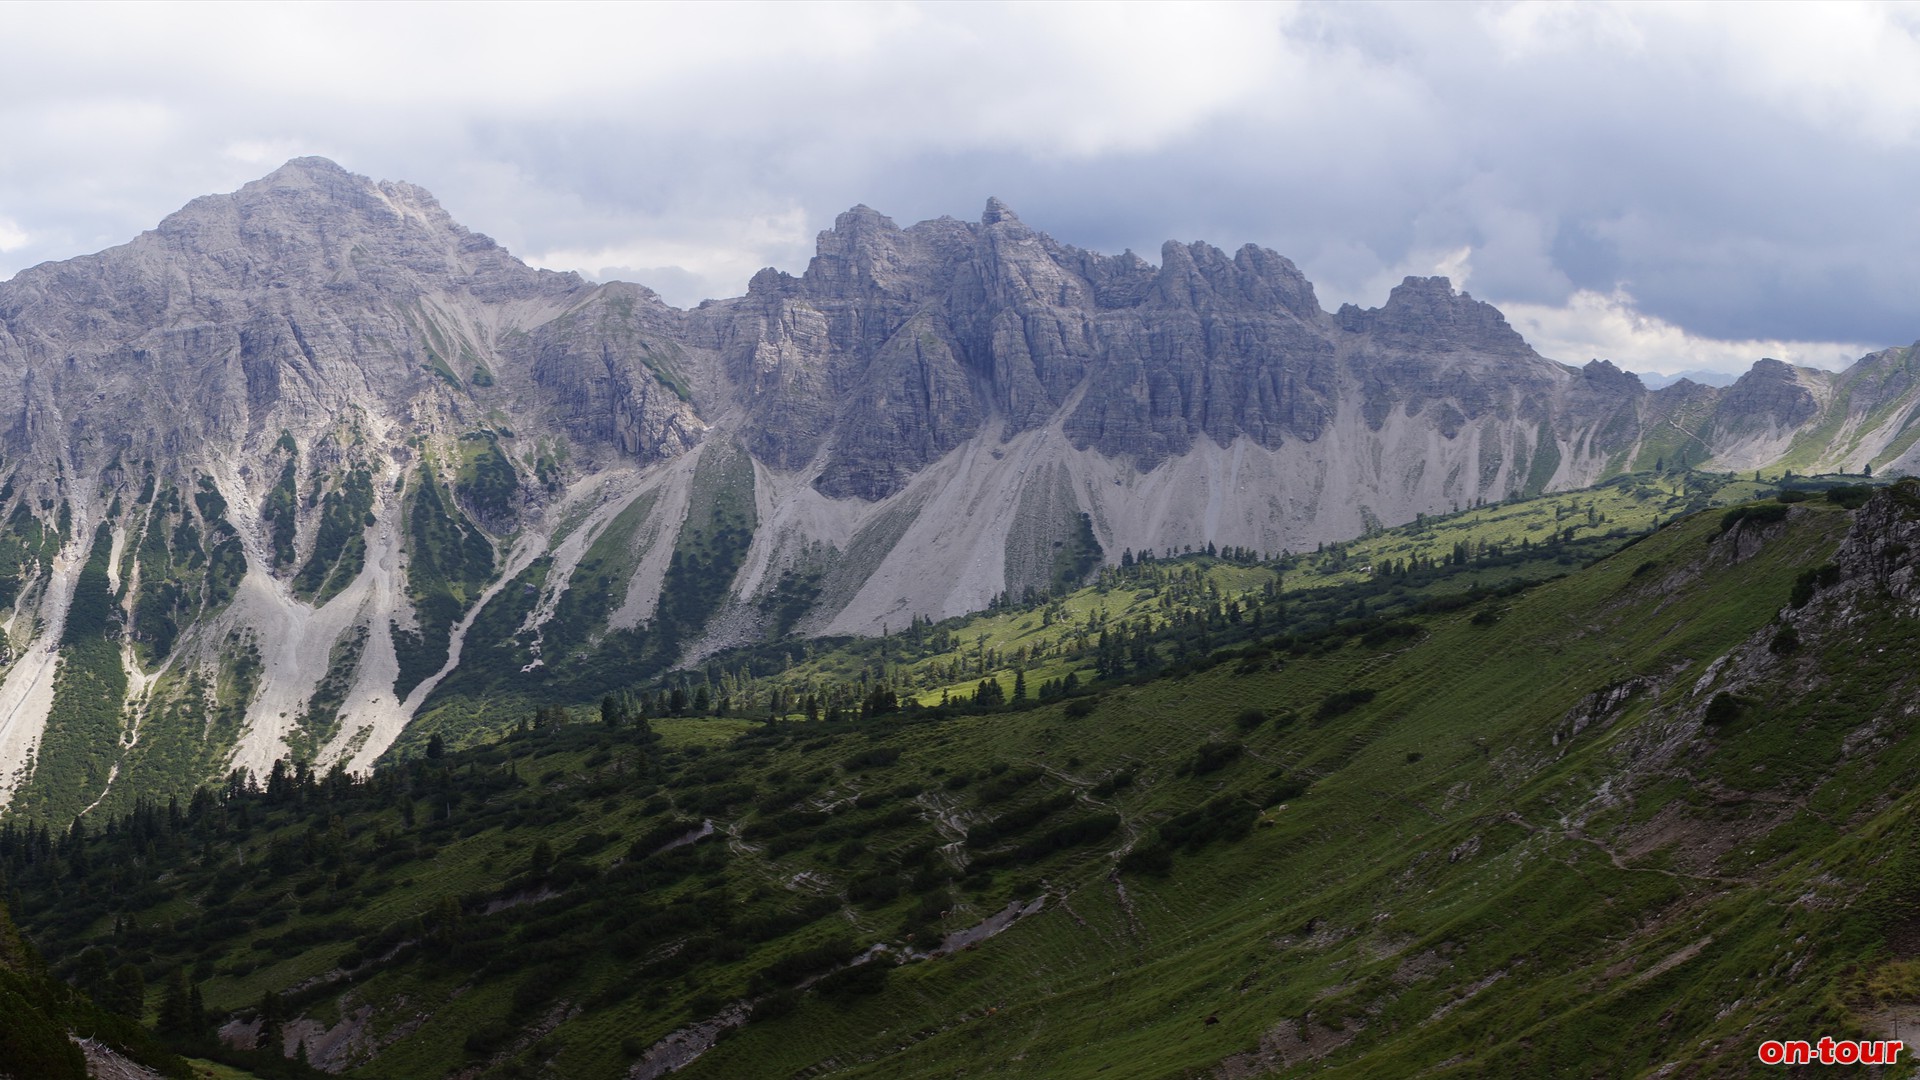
{"left": 1714, "top": 358, "right": 1821, "bottom": 434}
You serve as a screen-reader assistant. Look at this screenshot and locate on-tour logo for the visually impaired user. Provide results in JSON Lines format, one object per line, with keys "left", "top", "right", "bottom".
{"left": 1756, "top": 1038, "right": 1903, "bottom": 1066}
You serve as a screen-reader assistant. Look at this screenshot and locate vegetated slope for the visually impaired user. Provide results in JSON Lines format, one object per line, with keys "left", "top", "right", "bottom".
{"left": 0, "top": 895, "right": 193, "bottom": 1079}
{"left": 391, "top": 465, "right": 1816, "bottom": 757}
{"left": 5, "top": 484, "right": 1917, "bottom": 1077}
{"left": 8, "top": 157, "right": 1920, "bottom": 821}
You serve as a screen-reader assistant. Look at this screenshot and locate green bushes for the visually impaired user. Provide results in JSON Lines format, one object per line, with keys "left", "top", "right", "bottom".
{"left": 1360, "top": 620, "right": 1421, "bottom": 648}
{"left": 1050, "top": 512, "right": 1104, "bottom": 593}
{"left": 1177, "top": 740, "right": 1244, "bottom": 776}
{"left": 1263, "top": 774, "right": 1308, "bottom": 805}
{"left": 0, "top": 506, "right": 52, "bottom": 613}
{"left": 814, "top": 957, "right": 892, "bottom": 1000}
{"left": 129, "top": 487, "right": 215, "bottom": 665}
{"left": 973, "top": 766, "right": 1042, "bottom": 804}
{"left": 966, "top": 792, "right": 1074, "bottom": 848}
{"left": 853, "top": 783, "right": 923, "bottom": 810}
{"left": 10, "top": 525, "right": 130, "bottom": 823}
{"left": 975, "top": 813, "right": 1118, "bottom": 867}
{"left": 753, "top": 936, "right": 861, "bottom": 991}
{"left": 840, "top": 746, "right": 901, "bottom": 772}
{"left": 1769, "top": 624, "right": 1801, "bottom": 655}
{"left": 263, "top": 455, "right": 298, "bottom": 567}
{"left": 1118, "top": 843, "right": 1173, "bottom": 876}
{"left": 1718, "top": 501, "right": 1790, "bottom": 535}
{"left": 394, "top": 462, "right": 494, "bottom": 697}
{"left": 292, "top": 466, "right": 375, "bottom": 602}
{"left": 454, "top": 432, "right": 518, "bottom": 523}
{"left": 1826, "top": 484, "right": 1873, "bottom": 508}
{"left": 1789, "top": 564, "right": 1840, "bottom": 608}
{"left": 0, "top": 975, "right": 89, "bottom": 1079}
{"left": 1315, "top": 688, "right": 1377, "bottom": 721}
{"left": 1120, "top": 796, "right": 1257, "bottom": 876}
{"left": 1703, "top": 692, "right": 1748, "bottom": 727}
{"left": 848, "top": 873, "right": 902, "bottom": 908}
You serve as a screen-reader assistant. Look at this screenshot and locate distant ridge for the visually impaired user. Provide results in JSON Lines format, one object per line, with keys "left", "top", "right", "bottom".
{"left": 0, "top": 156, "right": 1917, "bottom": 816}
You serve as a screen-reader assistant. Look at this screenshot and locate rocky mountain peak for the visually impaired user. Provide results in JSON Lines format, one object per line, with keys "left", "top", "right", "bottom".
{"left": 746, "top": 265, "right": 802, "bottom": 298}
{"left": 1337, "top": 276, "right": 1534, "bottom": 358}
{"left": 803, "top": 205, "right": 912, "bottom": 295}
{"left": 269, "top": 154, "right": 353, "bottom": 179}
{"left": 981, "top": 197, "right": 1020, "bottom": 226}
{"left": 140, "top": 156, "right": 533, "bottom": 299}
{"left": 164, "top": 155, "right": 392, "bottom": 231}
{"left": 1580, "top": 358, "right": 1645, "bottom": 392}
{"left": 1716, "top": 356, "right": 1819, "bottom": 431}
{"left": 830, "top": 204, "right": 898, "bottom": 235}
{"left": 1147, "top": 240, "right": 1320, "bottom": 321}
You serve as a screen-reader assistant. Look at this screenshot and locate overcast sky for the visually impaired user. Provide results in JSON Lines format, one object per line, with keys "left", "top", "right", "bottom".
{"left": 3, "top": 2, "right": 1915, "bottom": 376}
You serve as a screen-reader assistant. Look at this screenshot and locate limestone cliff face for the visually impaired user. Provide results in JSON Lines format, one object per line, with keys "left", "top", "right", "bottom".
{"left": 0, "top": 157, "right": 1914, "bottom": 816}
{"left": 687, "top": 202, "right": 1342, "bottom": 496}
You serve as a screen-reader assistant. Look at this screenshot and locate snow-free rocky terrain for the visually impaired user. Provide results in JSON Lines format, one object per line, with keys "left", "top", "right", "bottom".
{"left": 2, "top": 157, "right": 1918, "bottom": 818}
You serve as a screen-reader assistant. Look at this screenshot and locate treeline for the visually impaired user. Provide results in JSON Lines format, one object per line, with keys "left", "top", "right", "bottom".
{"left": 599, "top": 516, "right": 1638, "bottom": 731}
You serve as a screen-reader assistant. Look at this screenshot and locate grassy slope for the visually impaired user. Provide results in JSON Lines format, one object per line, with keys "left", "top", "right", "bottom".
{"left": 10, "top": 487, "right": 1920, "bottom": 1077}
{"left": 692, "top": 502, "right": 1871, "bottom": 1080}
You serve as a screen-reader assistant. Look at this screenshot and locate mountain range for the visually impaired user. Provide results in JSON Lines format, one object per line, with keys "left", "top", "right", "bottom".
{"left": 2, "top": 156, "right": 1918, "bottom": 820}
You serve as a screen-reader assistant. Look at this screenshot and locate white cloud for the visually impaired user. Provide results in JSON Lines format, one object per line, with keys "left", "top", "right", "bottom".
{"left": 3, "top": 0, "right": 1920, "bottom": 358}
{"left": 224, "top": 139, "right": 314, "bottom": 167}
{"left": 1662, "top": 2, "right": 1920, "bottom": 148}
{"left": 0, "top": 219, "right": 26, "bottom": 253}
{"left": 1499, "top": 288, "right": 1875, "bottom": 377}
{"left": 525, "top": 202, "right": 815, "bottom": 309}
{"left": 1337, "top": 244, "right": 1475, "bottom": 311}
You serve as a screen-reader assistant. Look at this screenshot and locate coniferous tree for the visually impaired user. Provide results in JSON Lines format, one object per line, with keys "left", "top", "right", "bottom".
{"left": 257, "top": 990, "right": 284, "bottom": 1056}
{"left": 104, "top": 963, "right": 145, "bottom": 1020}
{"left": 157, "top": 967, "right": 205, "bottom": 1042}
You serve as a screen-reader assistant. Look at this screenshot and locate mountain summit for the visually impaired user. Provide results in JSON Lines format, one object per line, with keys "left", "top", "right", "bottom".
{"left": 0, "top": 158, "right": 1915, "bottom": 818}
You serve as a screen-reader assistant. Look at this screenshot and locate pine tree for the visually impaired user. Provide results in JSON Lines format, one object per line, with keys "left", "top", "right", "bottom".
{"left": 158, "top": 967, "right": 202, "bottom": 1041}
{"left": 105, "top": 963, "right": 145, "bottom": 1020}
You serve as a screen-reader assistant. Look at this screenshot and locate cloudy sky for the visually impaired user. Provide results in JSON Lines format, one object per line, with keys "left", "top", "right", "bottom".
{"left": 2, "top": 2, "right": 1914, "bottom": 377}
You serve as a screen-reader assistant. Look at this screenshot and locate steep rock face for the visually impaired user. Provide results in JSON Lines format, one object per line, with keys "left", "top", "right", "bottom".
{"left": 1, "top": 157, "right": 1918, "bottom": 819}
{"left": 688, "top": 207, "right": 987, "bottom": 499}
{"left": 1, "top": 159, "right": 576, "bottom": 477}
{"left": 1061, "top": 239, "right": 1336, "bottom": 469}
{"left": 1712, "top": 357, "right": 1822, "bottom": 440}
{"left": 1336, "top": 276, "right": 1552, "bottom": 437}
{"left": 0, "top": 159, "right": 709, "bottom": 821}
{"left": 512, "top": 284, "right": 707, "bottom": 465}
{"left": 693, "top": 203, "right": 1345, "bottom": 495}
